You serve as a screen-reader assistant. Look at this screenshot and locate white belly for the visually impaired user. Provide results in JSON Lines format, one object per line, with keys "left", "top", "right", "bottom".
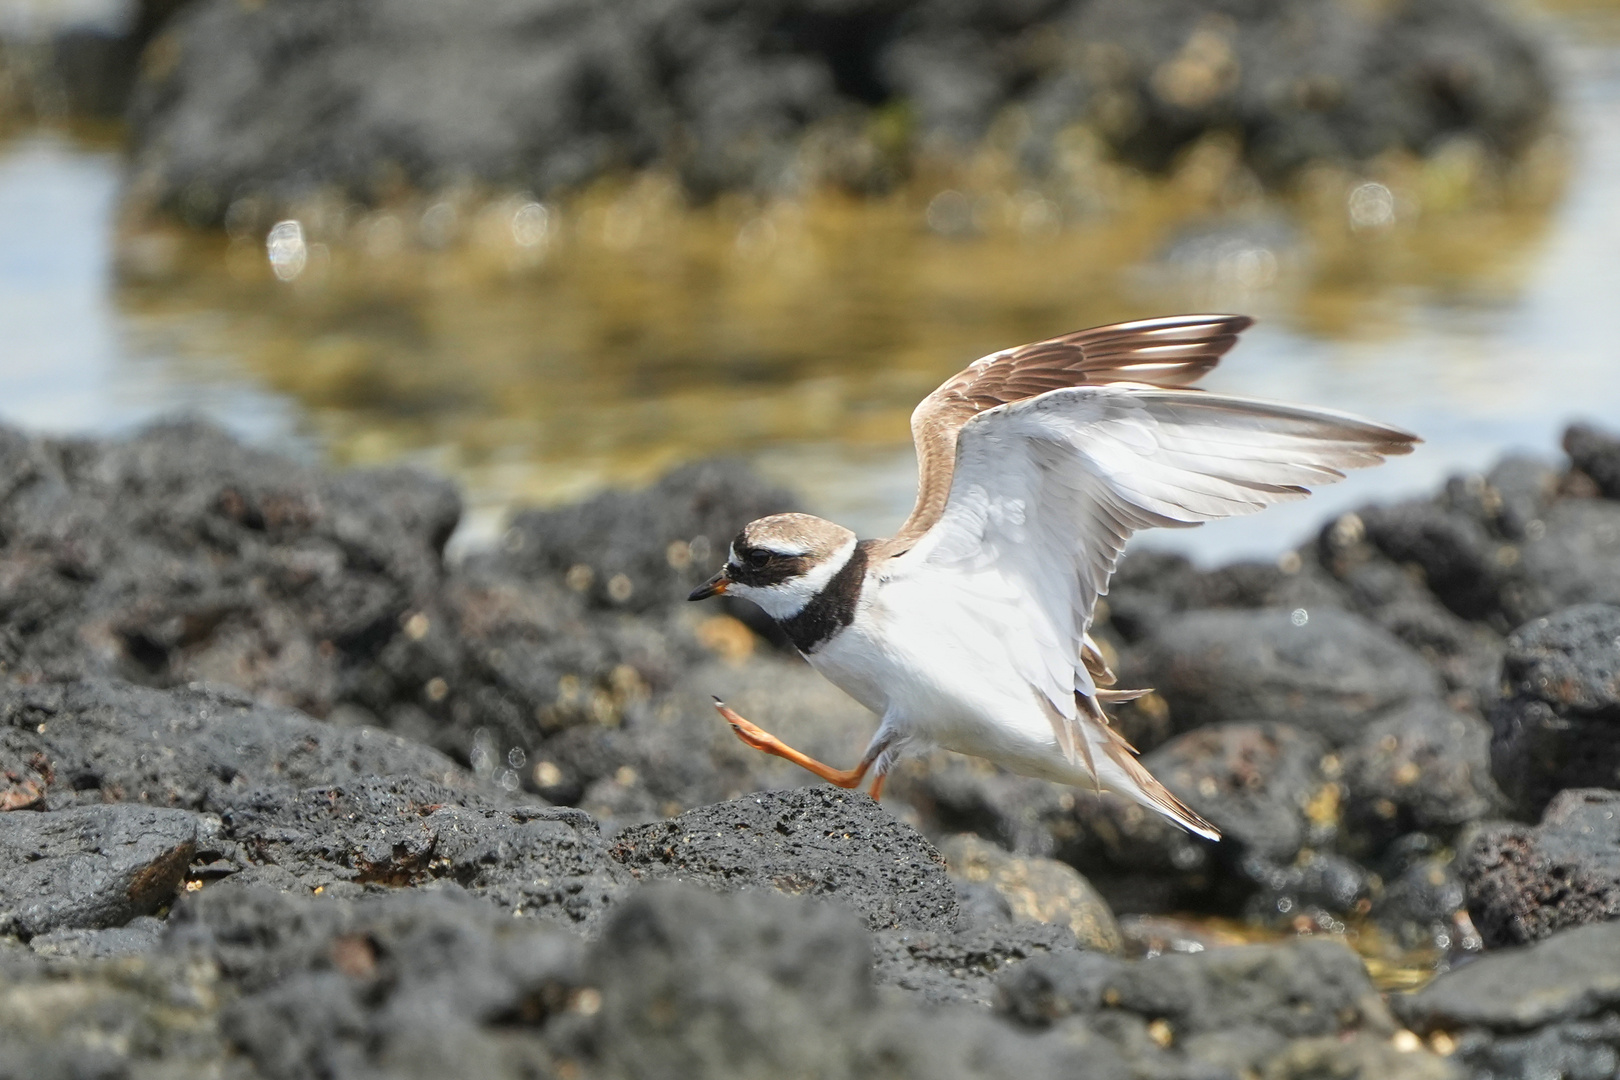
{"left": 804, "top": 574, "right": 1068, "bottom": 770}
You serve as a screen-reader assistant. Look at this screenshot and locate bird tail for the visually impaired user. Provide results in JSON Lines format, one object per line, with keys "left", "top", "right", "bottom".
{"left": 1075, "top": 691, "right": 1221, "bottom": 842}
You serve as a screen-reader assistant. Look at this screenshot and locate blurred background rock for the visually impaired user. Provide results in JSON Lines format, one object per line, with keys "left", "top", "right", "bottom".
{"left": 1, "top": 0, "right": 1612, "bottom": 559}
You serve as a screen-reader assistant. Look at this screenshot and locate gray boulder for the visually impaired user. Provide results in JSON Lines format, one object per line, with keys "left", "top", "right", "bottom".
{"left": 0, "top": 677, "right": 477, "bottom": 812}
{"left": 218, "top": 783, "right": 629, "bottom": 928}
{"left": 168, "top": 883, "right": 584, "bottom": 1080}
{"left": 998, "top": 937, "right": 1441, "bottom": 1079}
{"left": 571, "top": 883, "right": 1112, "bottom": 1080}
{"left": 1061, "top": 723, "right": 1376, "bottom": 923}
{"left": 479, "top": 458, "right": 796, "bottom": 617}
{"left": 1503, "top": 501, "right": 1620, "bottom": 625}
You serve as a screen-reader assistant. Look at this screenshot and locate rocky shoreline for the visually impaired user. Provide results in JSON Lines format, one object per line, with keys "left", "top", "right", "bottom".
{"left": 4, "top": 417, "right": 1620, "bottom": 1079}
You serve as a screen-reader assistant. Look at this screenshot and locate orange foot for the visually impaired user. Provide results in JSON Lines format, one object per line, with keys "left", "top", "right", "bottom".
{"left": 712, "top": 697, "right": 888, "bottom": 800}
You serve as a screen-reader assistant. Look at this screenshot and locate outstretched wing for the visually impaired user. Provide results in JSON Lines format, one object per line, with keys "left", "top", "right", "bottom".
{"left": 893, "top": 314, "right": 1253, "bottom": 547}
{"left": 891, "top": 384, "right": 1418, "bottom": 833}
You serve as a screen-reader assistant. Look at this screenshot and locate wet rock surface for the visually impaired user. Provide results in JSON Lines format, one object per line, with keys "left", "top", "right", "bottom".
{"left": 5, "top": 417, "right": 1620, "bottom": 1077}
{"left": 118, "top": 0, "right": 1551, "bottom": 226}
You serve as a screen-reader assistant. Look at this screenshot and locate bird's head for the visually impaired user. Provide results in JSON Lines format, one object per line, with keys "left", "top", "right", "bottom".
{"left": 687, "top": 513, "right": 857, "bottom": 620}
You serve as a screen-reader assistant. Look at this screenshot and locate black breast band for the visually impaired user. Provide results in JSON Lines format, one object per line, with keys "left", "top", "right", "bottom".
{"left": 781, "top": 541, "right": 871, "bottom": 654}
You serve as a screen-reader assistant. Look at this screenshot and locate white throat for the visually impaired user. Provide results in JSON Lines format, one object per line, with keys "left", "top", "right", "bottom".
{"left": 730, "top": 537, "right": 857, "bottom": 621}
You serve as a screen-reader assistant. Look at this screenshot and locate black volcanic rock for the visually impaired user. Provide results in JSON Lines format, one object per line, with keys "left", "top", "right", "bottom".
{"left": 122, "top": 0, "right": 1551, "bottom": 226}
{"left": 1462, "top": 788, "right": 1620, "bottom": 948}
{"left": 0, "top": 419, "right": 728, "bottom": 799}
{"left": 0, "top": 804, "right": 200, "bottom": 938}
{"left": 1490, "top": 604, "right": 1620, "bottom": 817}
{"left": 1502, "top": 501, "right": 1620, "bottom": 624}
{"left": 1340, "top": 700, "right": 1506, "bottom": 853}
{"left": 0, "top": 677, "right": 629, "bottom": 929}
{"left": 166, "top": 883, "right": 585, "bottom": 1080}
{"left": 1356, "top": 499, "right": 1506, "bottom": 623}
{"left": 1394, "top": 920, "right": 1620, "bottom": 1080}
{"left": 218, "top": 785, "right": 629, "bottom": 928}
{"left": 9, "top": 419, "right": 1620, "bottom": 1078}
{"left": 998, "top": 937, "right": 1416, "bottom": 1079}
{"left": 609, "top": 787, "right": 959, "bottom": 933}
{"left": 1144, "top": 722, "right": 1333, "bottom": 862}
{"left": 480, "top": 458, "right": 796, "bottom": 617}
{"left": 0, "top": 677, "right": 477, "bottom": 811}
{"left": 1058, "top": 723, "right": 1372, "bottom": 921}
{"left": 1564, "top": 423, "right": 1620, "bottom": 501}
{"left": 1139, "top": 606, "right": 1443, "bottom": 744}
{"left": 572, "top": 883, "right": 1110, "bottom": 1080}
{"left": 0, "top": 418, "right": 456, "bottom": 716}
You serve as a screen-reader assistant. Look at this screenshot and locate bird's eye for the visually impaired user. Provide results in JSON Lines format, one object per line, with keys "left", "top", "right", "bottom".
{"left": 746, "top": 550, "right": 771, "bottom": 568}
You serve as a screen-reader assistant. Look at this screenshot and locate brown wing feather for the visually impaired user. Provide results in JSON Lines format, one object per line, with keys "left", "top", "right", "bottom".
{"left": 889, "top": 314, "right": 1254, "bottom": 548}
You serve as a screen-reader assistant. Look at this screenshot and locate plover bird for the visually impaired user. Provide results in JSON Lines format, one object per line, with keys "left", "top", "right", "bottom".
{"left": 689, "top": 315, "right": 1416, "bottom": 838}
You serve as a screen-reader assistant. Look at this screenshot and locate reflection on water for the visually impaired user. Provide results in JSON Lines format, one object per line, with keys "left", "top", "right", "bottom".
{"left": 1, "top": 7, "right": 1618, "bottom": 563}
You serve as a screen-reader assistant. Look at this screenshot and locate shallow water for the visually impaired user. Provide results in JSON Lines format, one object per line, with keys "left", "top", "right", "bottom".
{"left": 2, "top": 4, "right": 1618, "bottom": 564}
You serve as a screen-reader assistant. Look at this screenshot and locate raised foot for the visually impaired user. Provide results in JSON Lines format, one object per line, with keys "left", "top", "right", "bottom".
{"left": 712, "top": 698, "right": 780, "bottom": 753}
{"left": 709, "top": 696, "right": 881, "bottom": 797}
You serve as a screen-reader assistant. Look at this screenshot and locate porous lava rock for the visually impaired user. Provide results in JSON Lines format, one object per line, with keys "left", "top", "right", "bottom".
{"left": 609, "top": 787, "right": 959, "bottom": 933}
{"left": 1490, "top": 604, "right": 1620, "bottom": 817}
{"left": 1565, "top": 423, "right": 1620, "bottom": 500}
{"left": 0, "top": 418, "right": 457, "bottom": 717}
{"left": 0, "top": 677, "right": 630, "bottom": 928}
{"left": 1057, "top": 723, "right": 1373, "bottom": 922}
{"left": 167, "top": 883, "right": 586, "bottom": 1080}
{"left": 0, "top": 419, "right": 764, "bottom": 804}
{"left": 478, "top": 458, "right": 795, "bottom": 617}
{"left": 0, "top": 677, "right": 476, "bottom": 811}
{"left": 1502, "top": 501, "right": 1620, "bottom": 624}
{"left": 1462, "top": 788, "right": 1620, "bottom": 948}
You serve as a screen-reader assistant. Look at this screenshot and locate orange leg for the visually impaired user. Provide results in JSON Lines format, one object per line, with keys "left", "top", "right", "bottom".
{"left": 713, "top": 698, "right": 888, "bottom": 799}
